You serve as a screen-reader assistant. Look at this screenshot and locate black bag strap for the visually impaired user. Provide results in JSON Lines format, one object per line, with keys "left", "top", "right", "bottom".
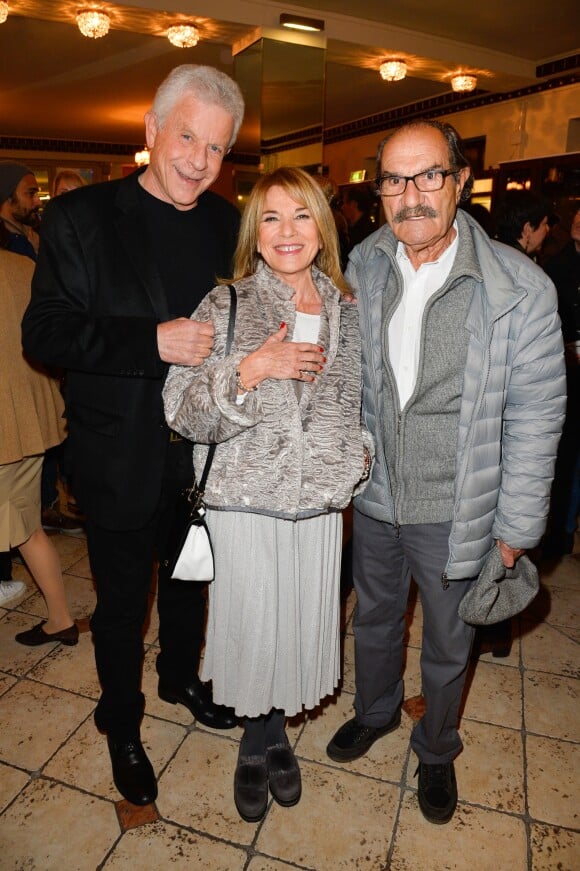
{"left": 196, "top": 284, "right": 237, "bottom": 496}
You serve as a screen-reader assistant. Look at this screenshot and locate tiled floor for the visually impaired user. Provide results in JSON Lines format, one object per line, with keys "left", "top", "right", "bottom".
{"left": 0, "top": 528, "right": 578, "bottom": 870}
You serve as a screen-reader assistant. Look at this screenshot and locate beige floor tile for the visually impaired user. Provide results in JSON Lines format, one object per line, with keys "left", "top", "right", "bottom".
{"left": 455, "top": 720, "right": 524, "bottom": 813}
{"left": 462, "top": 659, "right": 522, "bottom": 728}
{"left": 62, "top": 552, "right": 93, "bottom": 580}
{"left": 27, "top": 631, "right": 101, "bottom": 699}
{"left": 526, "top": 584, "right": 578, "bottom": 628}
{"left": 524, "top": 670, "right": 580, "bottom": 741}
{"left": 526, "top": 735, "right": 579, "bottom": 828}
{"left": 472, "top": 626, "right": 522, "bottom": 668}
{"left": 341, "top": 632, "right": 355, "bottom": 693}
{"left": 1, "top": 778, "right": 119, "bottom": 871}
{"left": 539, "top": 556, "right": 580, "bottom": 590}
{"left": 391, "top": 792, "right": 528, "bottom": 870}
{"left": 530, "top": 822, "right": 580, "bottom": 871}
{"left": 157, "top": 729, "right": 258, "bottom": 843}
{"left": 45, "top": 713, "right": 185, "bottom": 801}
{"left": 143, "top": 592, "right": 159, "bottom": 644}
{"left": 102, "top": 819, "right": 248, "bottom": 869}
{"left": 0, "top": 670, "right": 17, "bottom": 697}
{"left": 0, "top": 678, "right": 94, "bottom": 770}
{"left": 296, "top": 690, "right": 412, "bottom": 784}
{"left": 14, "top": 574, "right": 95, "bottom": 624}
{"left": 402, "top": 644, "right": 423, "bottom": 698}
{"left": 0, "top": 762, "right": 30, "bottom": 813}
{"left": 521, "top": 620, "right": 579, "bottom": 678}
{"left": 248, "top": 858, "right": 309, "bottom": 871}
{"left": 257, "top": 760, "right": 398, "bottom": 870}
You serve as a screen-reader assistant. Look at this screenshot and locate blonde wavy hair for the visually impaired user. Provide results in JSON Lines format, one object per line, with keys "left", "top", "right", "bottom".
{"left": 230, "top": 167, "right": 350, "bottom": 294}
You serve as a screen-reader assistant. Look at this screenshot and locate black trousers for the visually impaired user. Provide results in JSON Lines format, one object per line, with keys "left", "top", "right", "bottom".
{"left": 87, "top": 438, "right": 206, "bottom": 739}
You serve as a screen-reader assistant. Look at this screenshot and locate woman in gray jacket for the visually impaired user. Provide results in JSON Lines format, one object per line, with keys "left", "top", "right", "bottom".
{"left": 163, "top": 167, "right": 370, "bottom": 822}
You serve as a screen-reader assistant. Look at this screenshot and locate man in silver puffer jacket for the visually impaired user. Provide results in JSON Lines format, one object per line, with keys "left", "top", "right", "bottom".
{"left": 326, "top": 120, "right": 566, "bottom": 825}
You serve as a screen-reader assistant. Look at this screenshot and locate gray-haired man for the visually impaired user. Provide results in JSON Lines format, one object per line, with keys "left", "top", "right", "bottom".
{"left": 327, "top": 120, "right": 565, "bottom": 823}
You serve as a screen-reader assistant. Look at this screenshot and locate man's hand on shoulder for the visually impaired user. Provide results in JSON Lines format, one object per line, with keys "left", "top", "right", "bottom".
{"left": 496, "top": 539, "right": 525, "bottom": 568}
{"left": 157, "top": 318, "right": 215, "bottom": 366}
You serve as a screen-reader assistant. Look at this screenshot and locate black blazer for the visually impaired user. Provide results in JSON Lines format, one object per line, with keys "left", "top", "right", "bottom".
{"left": 22, "top": 170, "right": 239, "bottom": 530}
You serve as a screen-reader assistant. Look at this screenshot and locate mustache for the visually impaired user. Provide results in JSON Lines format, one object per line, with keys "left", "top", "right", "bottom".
{"left": 394, "top": 205, "right": 438, "bottom": 223}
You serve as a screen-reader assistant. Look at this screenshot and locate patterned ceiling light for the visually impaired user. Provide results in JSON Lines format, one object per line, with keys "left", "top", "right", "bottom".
{"left": 167, "top": 24, "right": 199, "bottom": 48}
{"left": 0, "top": 2, "right": 9, "bottom": 25}
{"left": 134, "top": 147, "right": 150, "bottom": 166}
{"left": 451, "top": 73, "right": 477, "bottom": 93}
{"left": 379, "top": 59, "right": 407, "bottom": 82}
{"left": 76, "top": 9, "right": 111, "bottom": 39}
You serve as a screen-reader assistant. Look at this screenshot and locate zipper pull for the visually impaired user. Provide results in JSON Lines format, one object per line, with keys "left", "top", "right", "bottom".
{"left": 441, "top": 572, "right": 449, "bottom": 590}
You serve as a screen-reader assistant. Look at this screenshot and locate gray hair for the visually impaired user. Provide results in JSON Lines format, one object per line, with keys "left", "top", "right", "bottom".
{"left": 151, "top": 65, "right": 245, "bottom": 148}
{"left": 377, "top": 120, "right": 474, "bottom": 202}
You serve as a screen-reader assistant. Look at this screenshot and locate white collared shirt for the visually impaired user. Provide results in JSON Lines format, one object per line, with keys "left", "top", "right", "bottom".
{"left": 388, "top": 221, "right": 459, "bottom": 409}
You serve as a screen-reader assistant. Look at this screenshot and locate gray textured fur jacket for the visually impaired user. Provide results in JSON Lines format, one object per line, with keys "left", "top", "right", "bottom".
{"left": 349, "top": 209, "right": 566, "bottom": 579}
{"left": 163, "top": 262, "right": 368, "bottom": 519}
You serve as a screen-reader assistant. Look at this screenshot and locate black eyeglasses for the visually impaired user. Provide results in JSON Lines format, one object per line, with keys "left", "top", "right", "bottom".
{"left": 375, "top": 169, "right": 458, "bottom": 196}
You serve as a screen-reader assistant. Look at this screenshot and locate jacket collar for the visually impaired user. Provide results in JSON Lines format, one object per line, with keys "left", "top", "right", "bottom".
{"left": 369, "top": 209, "right": 527, "bottom": 335}
{"left": 113, "top": 169, "right": 170, "bottom": 322}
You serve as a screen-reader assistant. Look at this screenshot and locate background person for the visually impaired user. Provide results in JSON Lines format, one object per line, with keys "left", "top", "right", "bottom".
{"left": 0, "top": 162, "right": 41, "bottom": 261}
{"left": 52, "top": 170, "right": 87, "bottom": 198}
{"left": 493, "top": 189, "right": 551, "bottom": 259}
{"left": 326, "top": 120, "right": 565, "bottom": 825}
{"left": 341, "top": 184, "right": 376, "bottom": 248}
{"left": 543, "top": 202, "right": 580, "bottom": 556}
{"left": 0, "top": 248, "right": 77, "bottom": 645}
{"left": 22, "top": 64, "right": 244, "bottom": 807}
{"left": 164, "top": 166, "right": 371, "bottom": 823}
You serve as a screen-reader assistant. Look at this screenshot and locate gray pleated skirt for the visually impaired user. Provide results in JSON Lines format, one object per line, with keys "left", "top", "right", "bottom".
{"left": 201, "top": 509, "right": 342, "bottom": 718}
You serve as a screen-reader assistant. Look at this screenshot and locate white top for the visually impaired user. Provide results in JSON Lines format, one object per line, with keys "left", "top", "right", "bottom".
{"left": 293, "top": 310, "right": 321, "bottom": 344}
{"left": 388, "top": 222, "right": 459, "bottom": 409}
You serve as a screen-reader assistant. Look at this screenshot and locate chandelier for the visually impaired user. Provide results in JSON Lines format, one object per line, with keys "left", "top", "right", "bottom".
{"left": 0, "top": 2, "right": 8, "bottom": 25}
{"left": 76, "top": 9, "right": 111, "bottom": 39}
{"left": 134, "top": 147, "right": 150, "bottom": 167}
{"left": 167, "top": 24, "right": 199, "bottom": 48}
{"left": 451, "top": 74, "right": 477, "bottom": 93}
{"left": 380, "top": 60, "right": 407, "bottom": 82}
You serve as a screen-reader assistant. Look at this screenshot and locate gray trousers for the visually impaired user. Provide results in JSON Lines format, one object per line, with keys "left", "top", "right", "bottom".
{"left": 351, "top": 508, "right": 476, "bottom": 764}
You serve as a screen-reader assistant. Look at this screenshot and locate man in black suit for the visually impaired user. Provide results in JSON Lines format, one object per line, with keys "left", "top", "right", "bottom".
{"left": 22, "top": 65, "right": 245, "bottom": 806}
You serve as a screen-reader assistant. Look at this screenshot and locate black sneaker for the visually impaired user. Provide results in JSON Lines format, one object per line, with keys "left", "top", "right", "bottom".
{"left": 326, "top": 710, "right": 401, "bottom": 762}
{"left": 415, "top": 761, "right": 457, "bottom": 824}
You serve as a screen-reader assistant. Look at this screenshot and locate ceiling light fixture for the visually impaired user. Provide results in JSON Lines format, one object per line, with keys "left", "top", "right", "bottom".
{"left": 0, "top": 2, "right": 8, "bottom": 25}
{"left": 76, "top": 9, "right": 110, "bottom": 39}
{"left": 167, "top": 24, "right": 199, "bottom": 48}
{"left": 380, "top": 59, "right": 407, "bottom": 82}
{"left": 451, "top": 73, "right": 477, "bottom": 93}
{"left": 279, "top": 13, "right": 324, "bottom": 32}
{"left": 134, "top": 147, "right": 150, "bottom": 167}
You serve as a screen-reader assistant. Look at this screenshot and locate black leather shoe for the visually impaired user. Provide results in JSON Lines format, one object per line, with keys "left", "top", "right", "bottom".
{"left": 158, "top": 677, "right": 237, "bottom": 730}
{"left": 415, "top": 761, "right": 457, "bottom": 824}
{"left": 107, "top": 737, "right": 157, "bottom": 806}
{"left": 15, "top": 620, "right": 79, "bottom": 647}
{"left": 326, "top": 710, "right": 401, "bottom": 762}
{"left": 233, "top": 751, "right": 268, "bottom": 822}
{"left": 266, "top": 738, "right": 301, "bottom": 807}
